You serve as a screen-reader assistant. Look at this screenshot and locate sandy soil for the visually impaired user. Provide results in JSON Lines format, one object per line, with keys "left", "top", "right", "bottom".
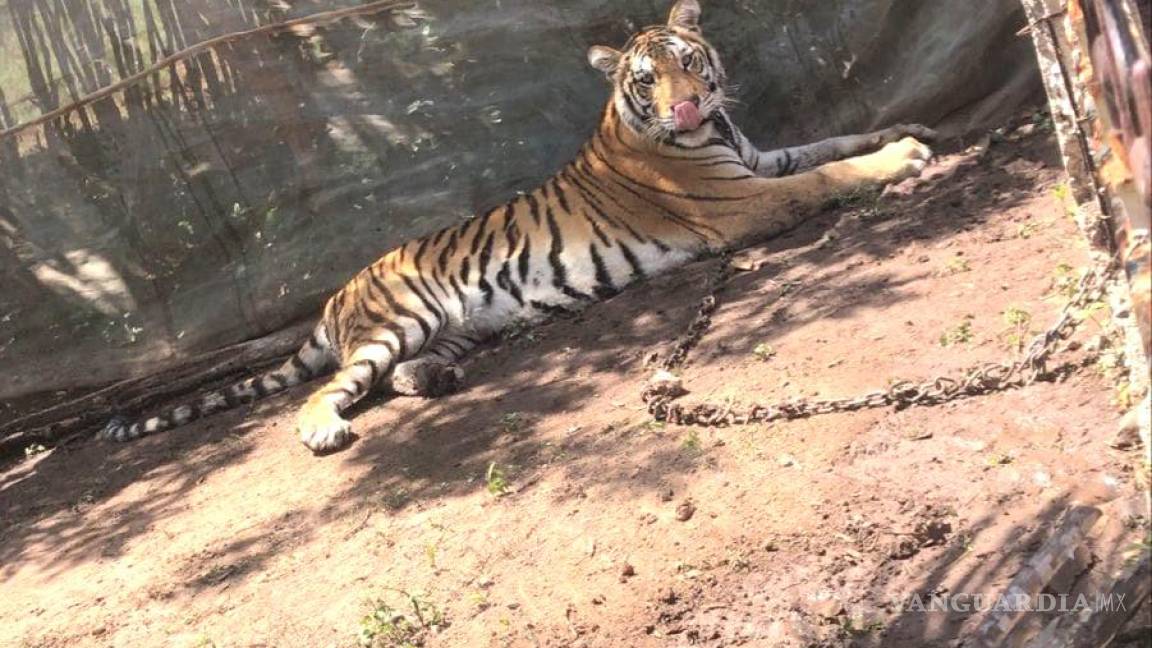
{"left": 2, "top": 124, "right": 1149, "bottom": 648}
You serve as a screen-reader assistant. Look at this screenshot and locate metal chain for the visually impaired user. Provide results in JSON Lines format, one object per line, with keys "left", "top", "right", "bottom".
{"left": 642, "top": 254, "right": 1120, "bottom": 427}
{"left": 655, "top": 253, "right": 736, "bottom": 372}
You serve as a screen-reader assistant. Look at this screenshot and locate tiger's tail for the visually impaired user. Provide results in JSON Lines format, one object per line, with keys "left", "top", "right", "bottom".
{"left": 98, "top": 324, "right": 336, "bottom": 442}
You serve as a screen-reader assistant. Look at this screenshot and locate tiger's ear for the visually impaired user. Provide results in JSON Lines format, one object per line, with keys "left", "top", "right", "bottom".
{"left": 587, "top": 46, "right": 622, "bottom": 78}
{"left": 667, "top": 0, "right": 702, "bottom": 31}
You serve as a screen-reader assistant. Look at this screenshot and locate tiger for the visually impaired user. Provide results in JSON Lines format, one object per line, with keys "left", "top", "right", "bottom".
{"left": 100, "top": 0, "right": 936, "bottom": 453}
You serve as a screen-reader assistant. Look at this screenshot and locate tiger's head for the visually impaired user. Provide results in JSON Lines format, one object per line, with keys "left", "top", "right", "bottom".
{"left": 588, "top": 0, "right": 729, "bottom": 144}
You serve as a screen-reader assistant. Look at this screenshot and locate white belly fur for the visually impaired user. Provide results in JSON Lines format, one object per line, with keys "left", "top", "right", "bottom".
{"left": 459, "top": 239, "right": 696, "bottom": 336}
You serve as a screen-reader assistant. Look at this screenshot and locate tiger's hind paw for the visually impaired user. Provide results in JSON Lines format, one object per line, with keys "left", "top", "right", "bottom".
{"left": 297, "top": 410, "right": 354, "bottom": 454}
{"left": 391, "top": 360, "right": 465, "bottom": 398}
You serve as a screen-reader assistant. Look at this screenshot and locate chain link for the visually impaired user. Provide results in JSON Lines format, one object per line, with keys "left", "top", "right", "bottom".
{"left": 643, "top": 254, "right": 1120, "bottom": 427}
{"left": 656, "top": 253, "right": 736, "bottom": 372}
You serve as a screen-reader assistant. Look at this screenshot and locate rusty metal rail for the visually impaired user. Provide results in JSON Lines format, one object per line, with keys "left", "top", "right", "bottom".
{"left": 984, "top": 3, "right": 1152, "bottom": 646}
{"left": 1072, "top": 0, "right": 1150, "bottom": 355}
{"left": 1024, "top": 0, "right": 1150, "bottom": 358}
{"left": 1078, "top": 0, "right": 1152, "bottom": 356}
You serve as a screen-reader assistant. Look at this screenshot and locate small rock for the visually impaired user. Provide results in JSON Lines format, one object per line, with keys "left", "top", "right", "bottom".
{"left": 813, "top": 598, "right": 845, "bottom": 619}
{"left": 1013, "top": 123, "right": 1037, "bottom": 138}
{"left": 592, "top": 595, "right": 605, "bottom": 605}
{"left": 886, "top": 537, "right": 921, "bottom": 560}
{"left": 620, "top": 563, "right": 636, "bottom": 581}
{"left": 659, "top": 487, "right": 675, "bottom": 503}
{"left": 676, "top": 500, "right": 696, "bottom": 522}
{"left": 1111, "top": 420, "right": 1142, "bottom": 450}
{"left": 763, "top": 540, "right": 779, "bottom": 552}
{"left": 777, "top": 454, "right": 796, "bottom": 468}
{"left": 646, "top": 370, "right": 687, "bottom": 398}
{"left": 730, "top": 256, "right": 764, "bottom": 272}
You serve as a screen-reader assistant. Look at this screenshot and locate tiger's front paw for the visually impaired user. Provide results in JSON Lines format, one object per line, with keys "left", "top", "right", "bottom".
{"left": 873, "top": 137, "right": 933, "bottom": 184}
{"left": 297, "top": 409, "right": 354, "bottom": 453}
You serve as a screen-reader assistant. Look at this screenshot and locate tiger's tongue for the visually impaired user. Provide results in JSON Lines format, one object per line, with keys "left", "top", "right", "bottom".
{"left": 672, "top": 101, "right": 702, "bottom": 132}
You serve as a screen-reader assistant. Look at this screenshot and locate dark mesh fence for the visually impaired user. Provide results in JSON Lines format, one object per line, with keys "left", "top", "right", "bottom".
{"left": 0, "top": 0, "right": 1042, "bottom": 401}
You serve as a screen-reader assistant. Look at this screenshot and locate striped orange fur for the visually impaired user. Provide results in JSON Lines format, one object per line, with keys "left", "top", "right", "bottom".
{"left": 101, "top": 0, "right": 936, "bottom": 452}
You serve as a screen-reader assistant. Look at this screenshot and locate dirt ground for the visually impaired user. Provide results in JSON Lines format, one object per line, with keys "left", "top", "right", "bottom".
{"left": 2, "top": 123, "right": 1150, "bottom": 648}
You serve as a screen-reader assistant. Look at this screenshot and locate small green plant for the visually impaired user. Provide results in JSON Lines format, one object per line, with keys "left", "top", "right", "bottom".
{"left": 1031, "top": 110, "right": 1054, "bottom": 132}
{"left": 382, "top": 488, "right": 410, "bottom": 511}
{"left": 1001, "top": 306, "right": 1033, "bottom": 352}
{"left": 1016, "top": 221, "right": 1038, "bottom": 239}
{"left": 1073, "top": 300, "right": 1107, "bottom": 324}
{"left": 837, "top": 617, "right": 885, "bottom": 638}
{"left": 1050, "top": 182, "right": 1080, "bottom": 220}
{"left": 827, "top": 186, "right": 882, "bottom": 210}
{"left": 727, "top": 551, "right": 752, "bottom": 573}
{"left": 468, "top": 591, "right": 491, "bottom": 611}
{"left": 752, "top": 343, "right": 776, "bottom": 362}
{"left": 485, "top": 462, "right": 511, "bottom": 497}
{"left": 358, "top": 591, "right": 444, "bottom": 648}
{"left": 1003, "top": 306, "right": 1031, "bottom": 328}
{"left": 1124, "top": 534, "right": 1152, "bottom": 565}
{"left": 984, "top": 453, "right": 1014, "bottom": 467}
{"left": 681, "top": 430, "right": 702, "bottom": 453}
{"left": 1050, "top": 262, "right": 1078, "bottom": 299}
{"left": 498, "top": 412, "right": 525, "bottom": 435}
{"left": 639, "top": 419, "right": 667, "bottom": 433}
{"left": 939, "top": 316, "right": 975, "bottom": 347}
{"left": 1113, "top": 381, "right": 1134, "bottom": 410}
{"left": 956, "top": 533, "right": 976, "bottom": 554}
{"left": 1137, "top": 458, "right": 1151, "bottom": 491}
{"left": 943, "top": 257, "right": 971, "bottom": 276}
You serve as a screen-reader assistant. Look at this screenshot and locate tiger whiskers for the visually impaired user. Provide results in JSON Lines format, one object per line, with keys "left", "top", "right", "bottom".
{"left": 713, "top": 83, "right": 742, "bottom": 109}
{"left": 644, "top": 118, "right": 676, "bottom": 141}
{"left": 700, "top": 93, "right": 730, "bottom": 115}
